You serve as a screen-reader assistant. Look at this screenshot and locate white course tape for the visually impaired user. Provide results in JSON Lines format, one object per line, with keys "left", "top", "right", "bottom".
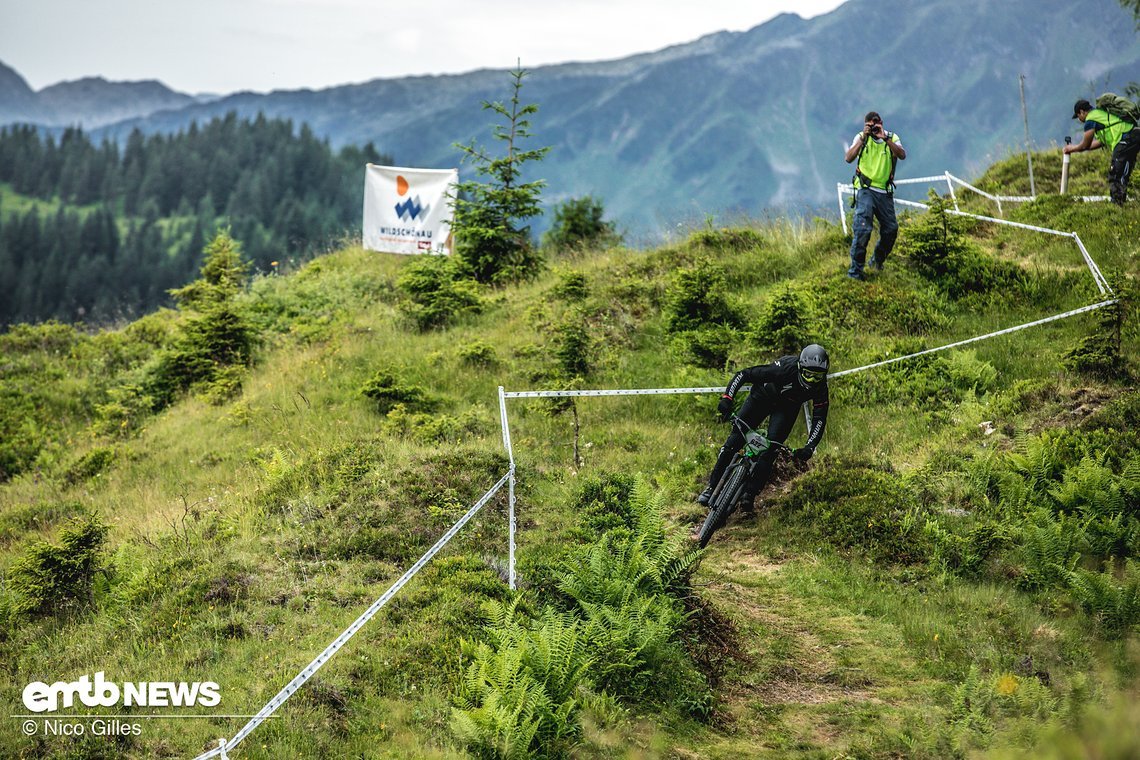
{"left": 836, "top": 185, "right": 1112, "bottom": 295}
{"left": 894, "top": 175, "right": 954, "bottom": 185}
{"left": 501, "top": 300, "right": 1117, "bottom": 396}
{"left": 506, "top": 387, "right": 725, "bottom": 398}
{"left": 827, "top": 299, "right": 1118, "bottom": 378}
{"left": 1072, "top": 233, "right": 1111, "bottom": 295}
{"left": 193, "top": 473, "right": 511, "bottom": 760}
{"left": 946, "top": 173, "right": 1000, "bottom": 213}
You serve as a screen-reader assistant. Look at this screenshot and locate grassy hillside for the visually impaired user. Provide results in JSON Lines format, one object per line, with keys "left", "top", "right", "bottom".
{"left": 1, "top": 151, "right": 1139, "bottom": 759}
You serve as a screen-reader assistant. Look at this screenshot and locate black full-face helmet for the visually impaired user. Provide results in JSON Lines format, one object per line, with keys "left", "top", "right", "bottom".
{"left": 797, "top": 344, "right": 829, "bottom": 388}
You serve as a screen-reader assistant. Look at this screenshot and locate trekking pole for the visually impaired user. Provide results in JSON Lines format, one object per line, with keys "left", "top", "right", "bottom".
{"left": 1060, "top": 136, "right": 1071, "bottom": 194}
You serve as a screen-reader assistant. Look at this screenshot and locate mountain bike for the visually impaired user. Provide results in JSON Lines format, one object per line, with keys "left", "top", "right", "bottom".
{"left": 696, "top": 415, "right": 790, "bottom": 549}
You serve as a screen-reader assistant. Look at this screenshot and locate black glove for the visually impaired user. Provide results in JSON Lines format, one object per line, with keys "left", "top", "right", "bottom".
{"left": 717, "top": 395, "right": 734, "bottom": 421}
{"left": 793, "top": 447, "right": 814, "bottom": 462}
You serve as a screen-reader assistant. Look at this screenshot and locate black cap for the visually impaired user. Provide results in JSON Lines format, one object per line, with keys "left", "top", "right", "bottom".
{"left": 1073, "top": 99, "right": 1092, "bottom": 119}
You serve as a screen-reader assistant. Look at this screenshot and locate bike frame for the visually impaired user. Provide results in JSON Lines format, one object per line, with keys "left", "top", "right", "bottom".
{"left": 698, "top": 416, "right": 790, "bottom": 548}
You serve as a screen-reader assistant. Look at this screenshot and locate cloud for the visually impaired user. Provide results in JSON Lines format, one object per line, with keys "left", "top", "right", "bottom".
{"left": 2, "top": 0, "right": 847, "bottom": 93}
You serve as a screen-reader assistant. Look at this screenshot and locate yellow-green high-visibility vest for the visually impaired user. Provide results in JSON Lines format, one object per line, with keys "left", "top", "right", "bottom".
{"left": 1086, "top": 108, "right": 1135, "bottom": 151}
{"left": 855, "top": 132, "right": 901, "bottom": 190}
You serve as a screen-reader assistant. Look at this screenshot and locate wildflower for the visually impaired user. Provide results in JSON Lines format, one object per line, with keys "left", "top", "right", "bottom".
{"left": 996, "top": 673, "right": 1019, "bottom": 696}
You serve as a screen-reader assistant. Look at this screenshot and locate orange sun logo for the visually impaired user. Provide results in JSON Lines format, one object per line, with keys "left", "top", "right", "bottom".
{"left": 396, "top": 175, "right": 409, "bottom": 196}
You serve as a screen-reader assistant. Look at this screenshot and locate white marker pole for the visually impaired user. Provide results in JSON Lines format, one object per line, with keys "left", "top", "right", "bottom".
{"left": 1060, "top": 138, "right": 1072, "bottom": 195}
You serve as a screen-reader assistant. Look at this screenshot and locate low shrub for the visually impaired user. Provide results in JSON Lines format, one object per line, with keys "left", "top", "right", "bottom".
{"left": 396, "top": 256, "right": 485, "bottom": 331}
{"left": 91, "top": 384, "right": 156, "bottom": 437}
{"left": 62, "top": 447, "right": 116, "bottom": 486}
{"left": 670, "top": 325, "right": 737, "bottom": 370}
{"left": 664, "top": 260, "right": 743, "bottom": 334}
{"left": 779, "top": 461, "right": 932, "bottom": 564}
{"left": 458, "top": 340, "right": 500, "bottom": 368}
{"left": 753, "top": 282, "right": 819, "bottom": 356}
{"left": 569, "top": 472, "right": 637, "bottom": 539}
{"left": 8, "top": 515, "right": 110, "bottom": 616}
{"left": 815, "top": 274, "right": 950, "bottom": 336}
{"left": 834, "top": 348, "right": 997, "bottom": 410}
{"left": 548, "top": 270, "right": 589, "bottom": 302}
{"left": 542, "top": 196, "right": 619, "bottom": 254}
{"left": 360, "top": 367, "right": 435, "bottom": 415}
{"left": 383, "top": 406, "right": 488, "bottom": 444}
{"left": 0, "top": 402, "right": 42, "bottom": 482}
{"left": 898, "top": 193, "right": 1027, "bottom": 299}
{"left": 687, "top": 227, "right": 763, "bottom": 252}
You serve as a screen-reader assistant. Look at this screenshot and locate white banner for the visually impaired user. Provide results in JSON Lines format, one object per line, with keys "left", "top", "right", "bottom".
{"left": 363, "top": 164, "right": 457, "bottom": 255}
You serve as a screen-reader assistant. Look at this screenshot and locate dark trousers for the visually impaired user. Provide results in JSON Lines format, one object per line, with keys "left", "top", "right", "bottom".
{"left": 1109, "top": 130, "right": 1140, "bottom": 202}
{"left": 848, "top": 188, "right": 898, "bottom": 276}
{"left": 707, "top": 395, "right": 800, "bottom": 496}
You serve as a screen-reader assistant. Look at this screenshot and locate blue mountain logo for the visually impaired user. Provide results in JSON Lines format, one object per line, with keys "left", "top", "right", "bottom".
{"left": 395, "top": 195, "right": 429, "bottom": 222}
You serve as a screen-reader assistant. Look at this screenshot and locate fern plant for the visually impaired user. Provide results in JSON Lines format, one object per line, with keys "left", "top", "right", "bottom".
{"left": 558, "top": 479, "right": 701, "bottom": 605}
{"left": 452, "top": 600, "right": 591, "bottom": 759}
{"left": 1015, "top": 509, "right": 1082, "bottom": 590}
{"left": 1006, "top": 432, "right": 1067, "bottom": 503}
{"left": 1065, "top": 559, "right": 1140, "bottom": 636}
{"left": 555, "top": 480, "right": 708, "bottom": 711}
{"left": 1050, "top": 456, "right": 1127, "bottom": 518}
{"left": 451, "top": 477, "right": 713, "bottom": 757}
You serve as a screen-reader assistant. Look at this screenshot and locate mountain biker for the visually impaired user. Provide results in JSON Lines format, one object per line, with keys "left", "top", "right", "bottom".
{"left": 696, "top": 344, "right": 830, "bottom": 511}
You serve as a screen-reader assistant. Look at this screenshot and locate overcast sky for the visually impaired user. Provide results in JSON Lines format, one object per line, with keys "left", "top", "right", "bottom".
{"left": 2, "top": 0, "right": 847, "bottom": 95}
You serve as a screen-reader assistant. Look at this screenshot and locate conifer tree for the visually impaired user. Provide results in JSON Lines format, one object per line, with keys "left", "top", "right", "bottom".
{"left": 452, "top": 65, "right": 550, "bottom": 284}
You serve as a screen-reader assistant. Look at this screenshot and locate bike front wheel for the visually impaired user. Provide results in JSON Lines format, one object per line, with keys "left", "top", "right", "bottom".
{"left": 697, "top": 463, "right": 748, "bottom": 548}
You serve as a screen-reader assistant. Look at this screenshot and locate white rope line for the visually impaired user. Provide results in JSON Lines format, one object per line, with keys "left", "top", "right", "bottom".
{"left": 193, "top": 473, "right": 511, "bottom": 760}
{"left": 945, "top": 172, "right": 1000, "bottom": 206}
{"left": 826, "top": 299, "right": 1117, "bottom": 377}
{"left": 503, "top": 386, "right": 724, "bottom": 399}
{"left": 839, "top": 184, "right": 1113, "bottom": 296}
{"left": 501, "top": 300, "right": 1116, "bottom": 397}
{"left": 893, "top": 175, "right": 956, "bottom": 185}
{"left": 1072, "top": 233, "right": 1112, "bottom": 295}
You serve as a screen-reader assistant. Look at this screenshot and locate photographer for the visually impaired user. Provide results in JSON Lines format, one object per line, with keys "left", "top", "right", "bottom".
{"left": 1064, "top": 98, "right": 1139, "bottom": 206}
{"left": 844, "top": 111, "right": 906, "bottom": 280}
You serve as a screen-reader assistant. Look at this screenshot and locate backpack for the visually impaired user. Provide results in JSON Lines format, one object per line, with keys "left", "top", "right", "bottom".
{"left": 1095, "top": 92, "right": 1140, "bottom": 125}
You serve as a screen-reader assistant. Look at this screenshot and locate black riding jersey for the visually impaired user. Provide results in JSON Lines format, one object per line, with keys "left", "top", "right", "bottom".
{"left": 724, "top": 355, "right": 830, "bottom": 451}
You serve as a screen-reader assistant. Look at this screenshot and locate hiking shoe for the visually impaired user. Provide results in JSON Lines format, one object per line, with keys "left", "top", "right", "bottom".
{"left": 1110, "top": 182, "right": 1126, "bottom": 206}
{"left": 869, "top": 258, "right": 884, "bottom": 271}
{"left": 696, "top": 486, "right": 713, "bottom": 506}
{"left": 847, "top": 270, "right": 865, "bottom": 281}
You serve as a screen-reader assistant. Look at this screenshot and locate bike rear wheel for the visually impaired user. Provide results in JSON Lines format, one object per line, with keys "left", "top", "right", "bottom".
{"left": 697, "top": 462, "right": 748, "bottom": 548}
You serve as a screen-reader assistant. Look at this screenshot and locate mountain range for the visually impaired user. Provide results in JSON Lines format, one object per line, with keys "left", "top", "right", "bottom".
{"left": 3, "top": 0, "right": 1139, "bottom": 237}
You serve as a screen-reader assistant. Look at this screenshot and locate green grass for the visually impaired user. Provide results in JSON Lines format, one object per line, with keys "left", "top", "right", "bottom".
{"left": 1, "top": 153, "right": 1139, "bottom": 758}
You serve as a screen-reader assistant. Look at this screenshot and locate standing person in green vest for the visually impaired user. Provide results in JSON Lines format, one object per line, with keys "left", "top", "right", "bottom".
{"left": 1064, "top": 98, "right": 1140, "bottom": 206}
{"left": 844, "top": 111, "right": 906, "bottom": 280}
